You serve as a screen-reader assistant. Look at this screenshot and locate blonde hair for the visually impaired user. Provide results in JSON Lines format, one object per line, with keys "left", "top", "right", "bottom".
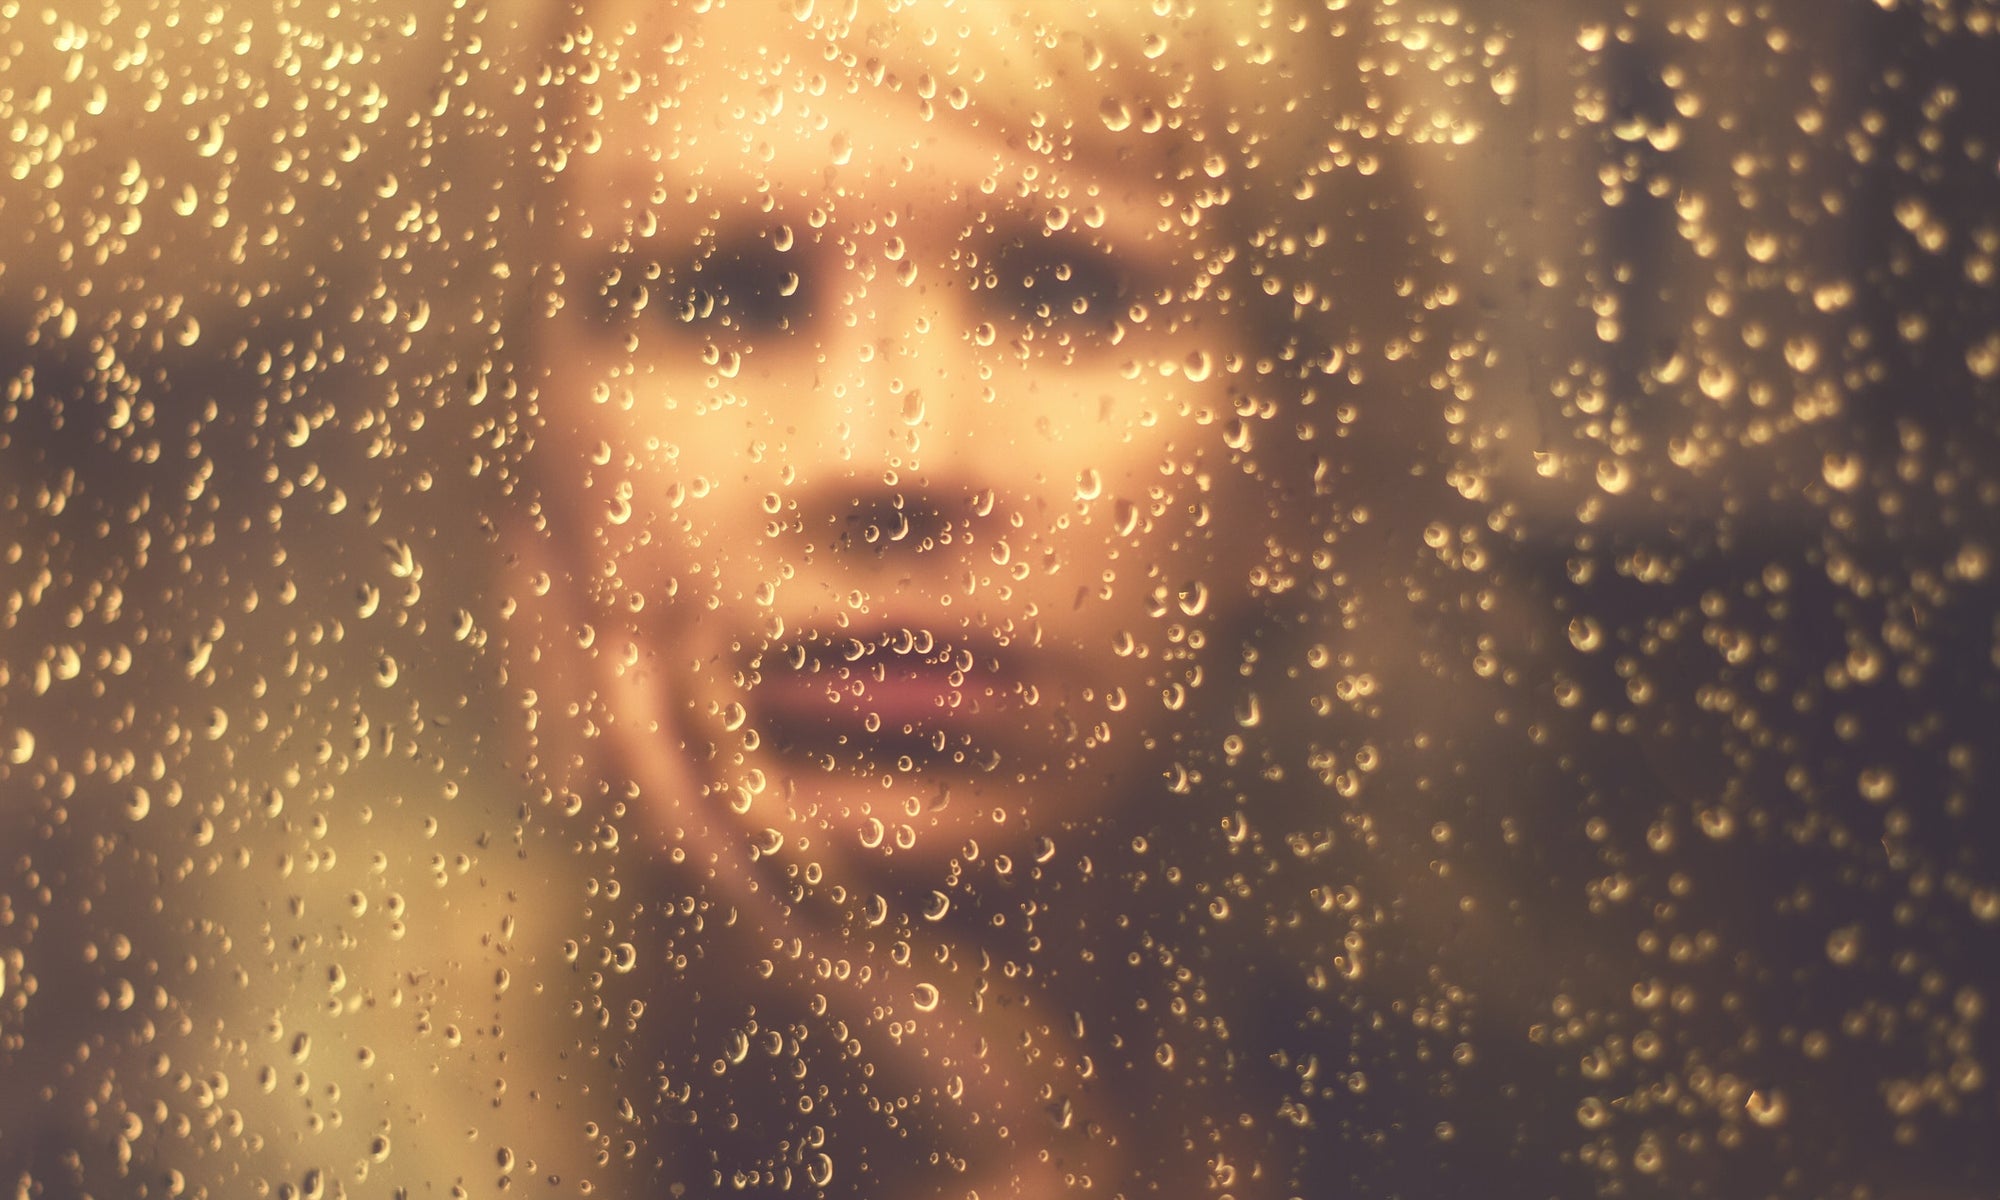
{"left": 537, "top": 0, "right": 1343, "bottom": 245}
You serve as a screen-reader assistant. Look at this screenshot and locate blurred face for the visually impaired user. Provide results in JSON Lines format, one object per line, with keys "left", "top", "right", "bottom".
{"left": 531, "top": 0, "right": 1280, "bottom": 877}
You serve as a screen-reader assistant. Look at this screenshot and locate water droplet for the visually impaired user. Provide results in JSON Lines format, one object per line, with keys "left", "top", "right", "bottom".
{"left": 1857, "top": 767, "right": 1896, "bottom": 803}
{"left": 1233, "top": 693, "right": 1262, "bottom": 728}
{"left": 1745, "top": 1088, "right": 1789, "bottom": 1127}
{"left": 1966, "top": 333, "right": 2000, "bottom": 379}
{"left": 1176, "top": 581, "right": 1208, "bottom": 617}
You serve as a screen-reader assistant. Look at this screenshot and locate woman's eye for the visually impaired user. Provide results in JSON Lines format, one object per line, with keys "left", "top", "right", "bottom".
{"left": 588, "top": 242, "right": 801, "bottom": 338}
{"left": 688, "top": 247, "right": 801, "bottom": 334}
{"left": 991, "top": 238, "right": 1129, "bottom": 339}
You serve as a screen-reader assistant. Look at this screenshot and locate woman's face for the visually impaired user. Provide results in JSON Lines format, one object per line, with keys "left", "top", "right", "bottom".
{"left": 532, "top": 0, "right": 1283, "bottom": 872}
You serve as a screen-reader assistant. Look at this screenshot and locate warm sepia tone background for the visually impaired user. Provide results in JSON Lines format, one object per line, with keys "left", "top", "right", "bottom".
{"left": 6, "top": 2, "right": 1999, "bottom": 1197}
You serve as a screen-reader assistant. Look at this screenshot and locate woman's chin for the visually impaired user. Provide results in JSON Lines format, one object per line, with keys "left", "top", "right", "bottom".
{"left": 760, "top": 765, "right": 1055, "bottom": 867}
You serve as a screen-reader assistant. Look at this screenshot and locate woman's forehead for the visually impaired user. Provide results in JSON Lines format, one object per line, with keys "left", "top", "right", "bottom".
{"left": 564, "top": 0, "right": 1259, "bottom": 165}
{"left": 570, "top": 109, "right": 1174, "bottom": 229}
{"left": 578, "top": 0, "right": 1237, "bottom": 76}
{"left": 561, "top": 3, "right": 1207, "bottom": 247}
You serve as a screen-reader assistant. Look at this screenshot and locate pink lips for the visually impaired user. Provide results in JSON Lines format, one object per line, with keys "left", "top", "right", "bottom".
{"left": 748, "top": 628, "right": 1025, "bottom": 740}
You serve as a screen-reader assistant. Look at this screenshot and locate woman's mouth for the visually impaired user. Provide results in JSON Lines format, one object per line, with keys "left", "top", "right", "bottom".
{"left": 743, "top": 625, "right": 1037, "bottom": 763}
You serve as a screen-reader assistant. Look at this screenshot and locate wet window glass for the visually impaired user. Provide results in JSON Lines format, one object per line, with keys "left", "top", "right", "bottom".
{"left": 5, "top": 2, "right": 1998, "bottom": 1197}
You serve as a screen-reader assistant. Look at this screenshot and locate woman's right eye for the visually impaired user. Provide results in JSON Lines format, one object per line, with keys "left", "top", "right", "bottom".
{"left": 986, "top": 235, "right": 1132, "bottom": 344}
{"left": 588, "top": 243, "right": 802, "bottom": 339}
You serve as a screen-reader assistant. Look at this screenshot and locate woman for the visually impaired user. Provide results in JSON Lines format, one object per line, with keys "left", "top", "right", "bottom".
{"left": 504, "top": 1, "right": 2000, "bottom": 1197}
{"left": 510, "top": 0, "right": 1376, "bottom": 1194}
{"left": 10, "top": 0, "right": 1994, "bottom": 1196}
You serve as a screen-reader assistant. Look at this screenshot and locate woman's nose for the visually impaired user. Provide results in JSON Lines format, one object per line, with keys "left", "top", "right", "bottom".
{"left": 787, "top": 252, "right": 997, "bottom": 560}
{"left": 812, "top": 252, "right": 987, "bottom": 477}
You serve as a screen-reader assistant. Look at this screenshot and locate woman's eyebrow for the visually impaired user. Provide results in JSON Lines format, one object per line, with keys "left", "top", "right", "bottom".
{"left": 605, "top": 208, "right": 784, "bottom": 261}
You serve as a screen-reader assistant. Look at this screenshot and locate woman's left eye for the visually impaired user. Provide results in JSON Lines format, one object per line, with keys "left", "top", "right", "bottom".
{"left": 991, "top": 238, "right": 1129, "bottom": 337}
{"left": 587, "top": 242, "right": 802, "bottom": 338}
{"left": 685, "top": 245, "right": 801, "bottom": 334}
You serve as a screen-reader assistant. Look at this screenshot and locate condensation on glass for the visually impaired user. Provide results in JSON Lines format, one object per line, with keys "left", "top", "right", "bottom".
{"left": 3, "top": 2, "right": 1997, "bottom": 1198}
